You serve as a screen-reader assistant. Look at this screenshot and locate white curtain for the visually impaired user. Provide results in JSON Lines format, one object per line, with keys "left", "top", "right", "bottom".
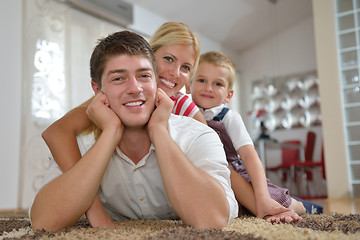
{"left": 20, "top": 0, "right": 125, "bottom": 208}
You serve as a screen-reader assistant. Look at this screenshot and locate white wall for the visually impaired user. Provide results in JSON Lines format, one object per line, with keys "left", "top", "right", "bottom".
{"left": 130, "top": 5, "right": 223, "bottom": 53}
{"left": 0, "top": 0, "right": 22, "bottom": 209}
{"left": 236, "top": 16, "right": 322, "bottom": 160}
{"left": 237, "top": 16, "right": 317, "bottom": 125}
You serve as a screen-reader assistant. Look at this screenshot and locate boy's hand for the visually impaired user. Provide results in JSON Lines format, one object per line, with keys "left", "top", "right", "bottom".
{"left": 86, "top": 92, "right": 124, "bottom": 138}
{"left": 257, "top": 196, "right": 302, "bottom": 223}
{"left": 147, "top": 88, "right": 174, "bottom": 141}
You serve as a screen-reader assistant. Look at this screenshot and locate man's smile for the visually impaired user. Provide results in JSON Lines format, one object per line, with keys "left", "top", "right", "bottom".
{"left": 124, "top": 100, "right": 145, "bottom": 107}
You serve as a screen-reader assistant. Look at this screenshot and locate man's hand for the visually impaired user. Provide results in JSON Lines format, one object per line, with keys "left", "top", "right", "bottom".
{"left": 147, "top": 88, "right": 174, "bottom": 141}
{"left": 85, "top": 195, "right": 117, "bottom": 228}
{"left": 86, "top": 92, "right": 124, "bottom": 139}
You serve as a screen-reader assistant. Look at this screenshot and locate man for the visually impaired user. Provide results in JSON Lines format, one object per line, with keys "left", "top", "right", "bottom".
{"left": 29, "top": 31, "right": 238, "bottom": 231}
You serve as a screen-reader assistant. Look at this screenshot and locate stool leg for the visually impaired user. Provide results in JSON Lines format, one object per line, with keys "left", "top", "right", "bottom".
{"left": 290, "top": 165, "right": 296, "bottom": 195}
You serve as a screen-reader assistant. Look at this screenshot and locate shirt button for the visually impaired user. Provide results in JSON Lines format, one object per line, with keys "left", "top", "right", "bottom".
{"left": 139, "top": 197, "right": 144, "bottom": 201}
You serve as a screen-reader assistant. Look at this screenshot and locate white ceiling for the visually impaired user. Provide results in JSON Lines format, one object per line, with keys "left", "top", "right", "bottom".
{"left": 125, "top": 0, "right": 313, "bottom": 54}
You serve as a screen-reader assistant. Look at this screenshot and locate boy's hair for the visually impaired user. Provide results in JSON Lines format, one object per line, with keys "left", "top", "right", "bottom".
{"left": 149, "top": 22, "right": 200, "bottom": 78}
{"left": 90, "top": 30, "right": 157, "bottom": 89}
{"left": 199, "top": 51, "right": 236, "bottom": 90}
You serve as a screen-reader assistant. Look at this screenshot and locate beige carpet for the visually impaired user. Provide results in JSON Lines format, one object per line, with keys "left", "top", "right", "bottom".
{"left": 1, "top": 209, "right": 360, "bottom": 239}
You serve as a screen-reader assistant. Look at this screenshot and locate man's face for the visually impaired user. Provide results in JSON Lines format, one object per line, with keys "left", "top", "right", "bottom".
{"left": 98, "top": 54, "right": 157, "bottom": 128}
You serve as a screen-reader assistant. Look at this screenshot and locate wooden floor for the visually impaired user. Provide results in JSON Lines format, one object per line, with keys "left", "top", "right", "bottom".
{"left": 309, "top": 198, "right": 360, "bottom": 214}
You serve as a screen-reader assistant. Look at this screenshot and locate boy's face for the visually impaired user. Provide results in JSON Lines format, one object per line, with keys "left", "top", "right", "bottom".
{"left": 190, "top": 62, "right": 233, "bottom": 110}
{"left": 94, "top": 54, "right": 157, "bottom": 128}
{"left": 155, "top": 44, "right": 196, "bottom": 97}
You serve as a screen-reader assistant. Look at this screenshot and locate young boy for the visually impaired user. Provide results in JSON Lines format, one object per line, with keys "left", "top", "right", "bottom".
{"left": 189, "top": 51, "right": 323, "bottom": 220}
{"left": 29, "top": 33, "right": 238, "bottom": 231}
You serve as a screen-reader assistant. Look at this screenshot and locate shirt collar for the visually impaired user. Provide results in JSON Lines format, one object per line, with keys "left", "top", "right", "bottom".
{"left": 115, "top": 144, "right": 155, "bottom": 168}
{"left": 200, "top": 104, "right": 226, "bottom": 121}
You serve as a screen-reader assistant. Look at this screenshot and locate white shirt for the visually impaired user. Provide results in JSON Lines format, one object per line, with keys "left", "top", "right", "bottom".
{"left": 33, "top": 114, "right": 238, "bottom": 223}
{"left": 201, "top": 104, "right": 254, "bottom": 150}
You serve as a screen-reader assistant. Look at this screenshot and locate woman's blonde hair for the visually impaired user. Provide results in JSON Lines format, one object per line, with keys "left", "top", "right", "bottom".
{"left": 149, "top": 22, "right": 200, "bottom": 78}
{"left": 78, "top": 97, "right": 101, "bottom": 138}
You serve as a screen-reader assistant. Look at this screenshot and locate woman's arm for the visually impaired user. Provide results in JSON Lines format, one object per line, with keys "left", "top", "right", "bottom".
{"left": 42, "top": 105, "right": 91, "bottom": 171}
{"left": 192, "top": 110, "right": 207, "bottom": 125}
{"left": 228, "top": 166, "right": 256, "bottom": 214}
{"left": 42, "top": 97, "right": 115, "bottom": 228}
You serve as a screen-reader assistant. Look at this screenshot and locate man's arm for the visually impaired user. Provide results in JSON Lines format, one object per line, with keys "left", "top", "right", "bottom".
{"left": 147, "top": 89, "right": 230, "bottom": 228}
{"left": 31, "top": 94, "right": 122, "bottom": 231}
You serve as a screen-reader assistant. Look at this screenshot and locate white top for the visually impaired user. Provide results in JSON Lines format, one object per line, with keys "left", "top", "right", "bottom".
{"left": 201, "top": 104, "right": 254, "bottom": 150}
{"left": 33, "top": 114, "right": 238, "bottom": 223}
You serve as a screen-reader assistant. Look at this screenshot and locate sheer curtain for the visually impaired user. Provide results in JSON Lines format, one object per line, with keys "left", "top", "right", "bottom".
{"left": 19, "top": 0, "right": 125, "bottom": 208}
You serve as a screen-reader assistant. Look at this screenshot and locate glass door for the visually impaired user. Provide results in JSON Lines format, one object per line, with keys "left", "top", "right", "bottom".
{"left": 335, "top": 0, "right": 360, "bottom": 197}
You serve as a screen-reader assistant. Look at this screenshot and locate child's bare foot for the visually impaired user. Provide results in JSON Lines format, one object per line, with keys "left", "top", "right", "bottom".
{"left": 263, "top": 210, "right": 303, "bottom": 223}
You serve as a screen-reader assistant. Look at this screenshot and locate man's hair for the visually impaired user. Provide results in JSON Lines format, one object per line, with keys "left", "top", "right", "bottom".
{"left": 90, "top": 30, "right": 157, "bottom": 89}
{"left": 84, "top": 31, "right": 156, "bottom": 139}
{"left": 149, "top": 22, "right": 200, "bottom": 77}
{"left": 199, "top": 51, "right": 236, "bottom": 90}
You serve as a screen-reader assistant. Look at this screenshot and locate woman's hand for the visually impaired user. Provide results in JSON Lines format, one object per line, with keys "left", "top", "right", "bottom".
{"left": 147, "top": 88, "right": 174, "bottom": 141}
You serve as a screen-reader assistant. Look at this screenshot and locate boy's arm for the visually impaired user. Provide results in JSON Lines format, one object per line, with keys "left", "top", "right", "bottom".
{"left": 147, "top": 89, "right": 230, "bottom": 228}
{"left": 229, "top": 165, "right": 299, "bottom": 222}
{"left": 42, "top": 98, "right": 115, "bottom": 228}
{"left": 237, "top": 146, "right": 299, "bottom": 222}
{"left": 237, "top": 145, "right": 269, "bottom": 200}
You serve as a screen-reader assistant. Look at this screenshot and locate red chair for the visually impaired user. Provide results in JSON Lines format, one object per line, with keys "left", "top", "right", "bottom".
{"left": 289, "top": 132, "right": 327, "bottom": 198}
{"left": 296, "top": 131, "right": 316, "bottom": 180}
{"left": 266, "top": 140, "right": 301, "bottom": 188}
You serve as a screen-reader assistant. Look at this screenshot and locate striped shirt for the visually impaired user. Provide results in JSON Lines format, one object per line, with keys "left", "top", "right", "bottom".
{"left": 170, "top": 92, "right": 199, "bottom": 117}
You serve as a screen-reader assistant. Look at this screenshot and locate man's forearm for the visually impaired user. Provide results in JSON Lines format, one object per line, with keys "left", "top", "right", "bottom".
{"left": 86, "top": 195, "right": 116, "bottom": 228}
{"left": 151, "top": 127, "right": 229, "bottom": 228}
{"left": 30, "top": 128, "right": 120, "bottom": 231}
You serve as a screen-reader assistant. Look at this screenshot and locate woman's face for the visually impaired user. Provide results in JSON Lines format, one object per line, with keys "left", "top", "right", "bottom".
{"left": 155, "top": 44, "right": 196, "bottom": 97}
